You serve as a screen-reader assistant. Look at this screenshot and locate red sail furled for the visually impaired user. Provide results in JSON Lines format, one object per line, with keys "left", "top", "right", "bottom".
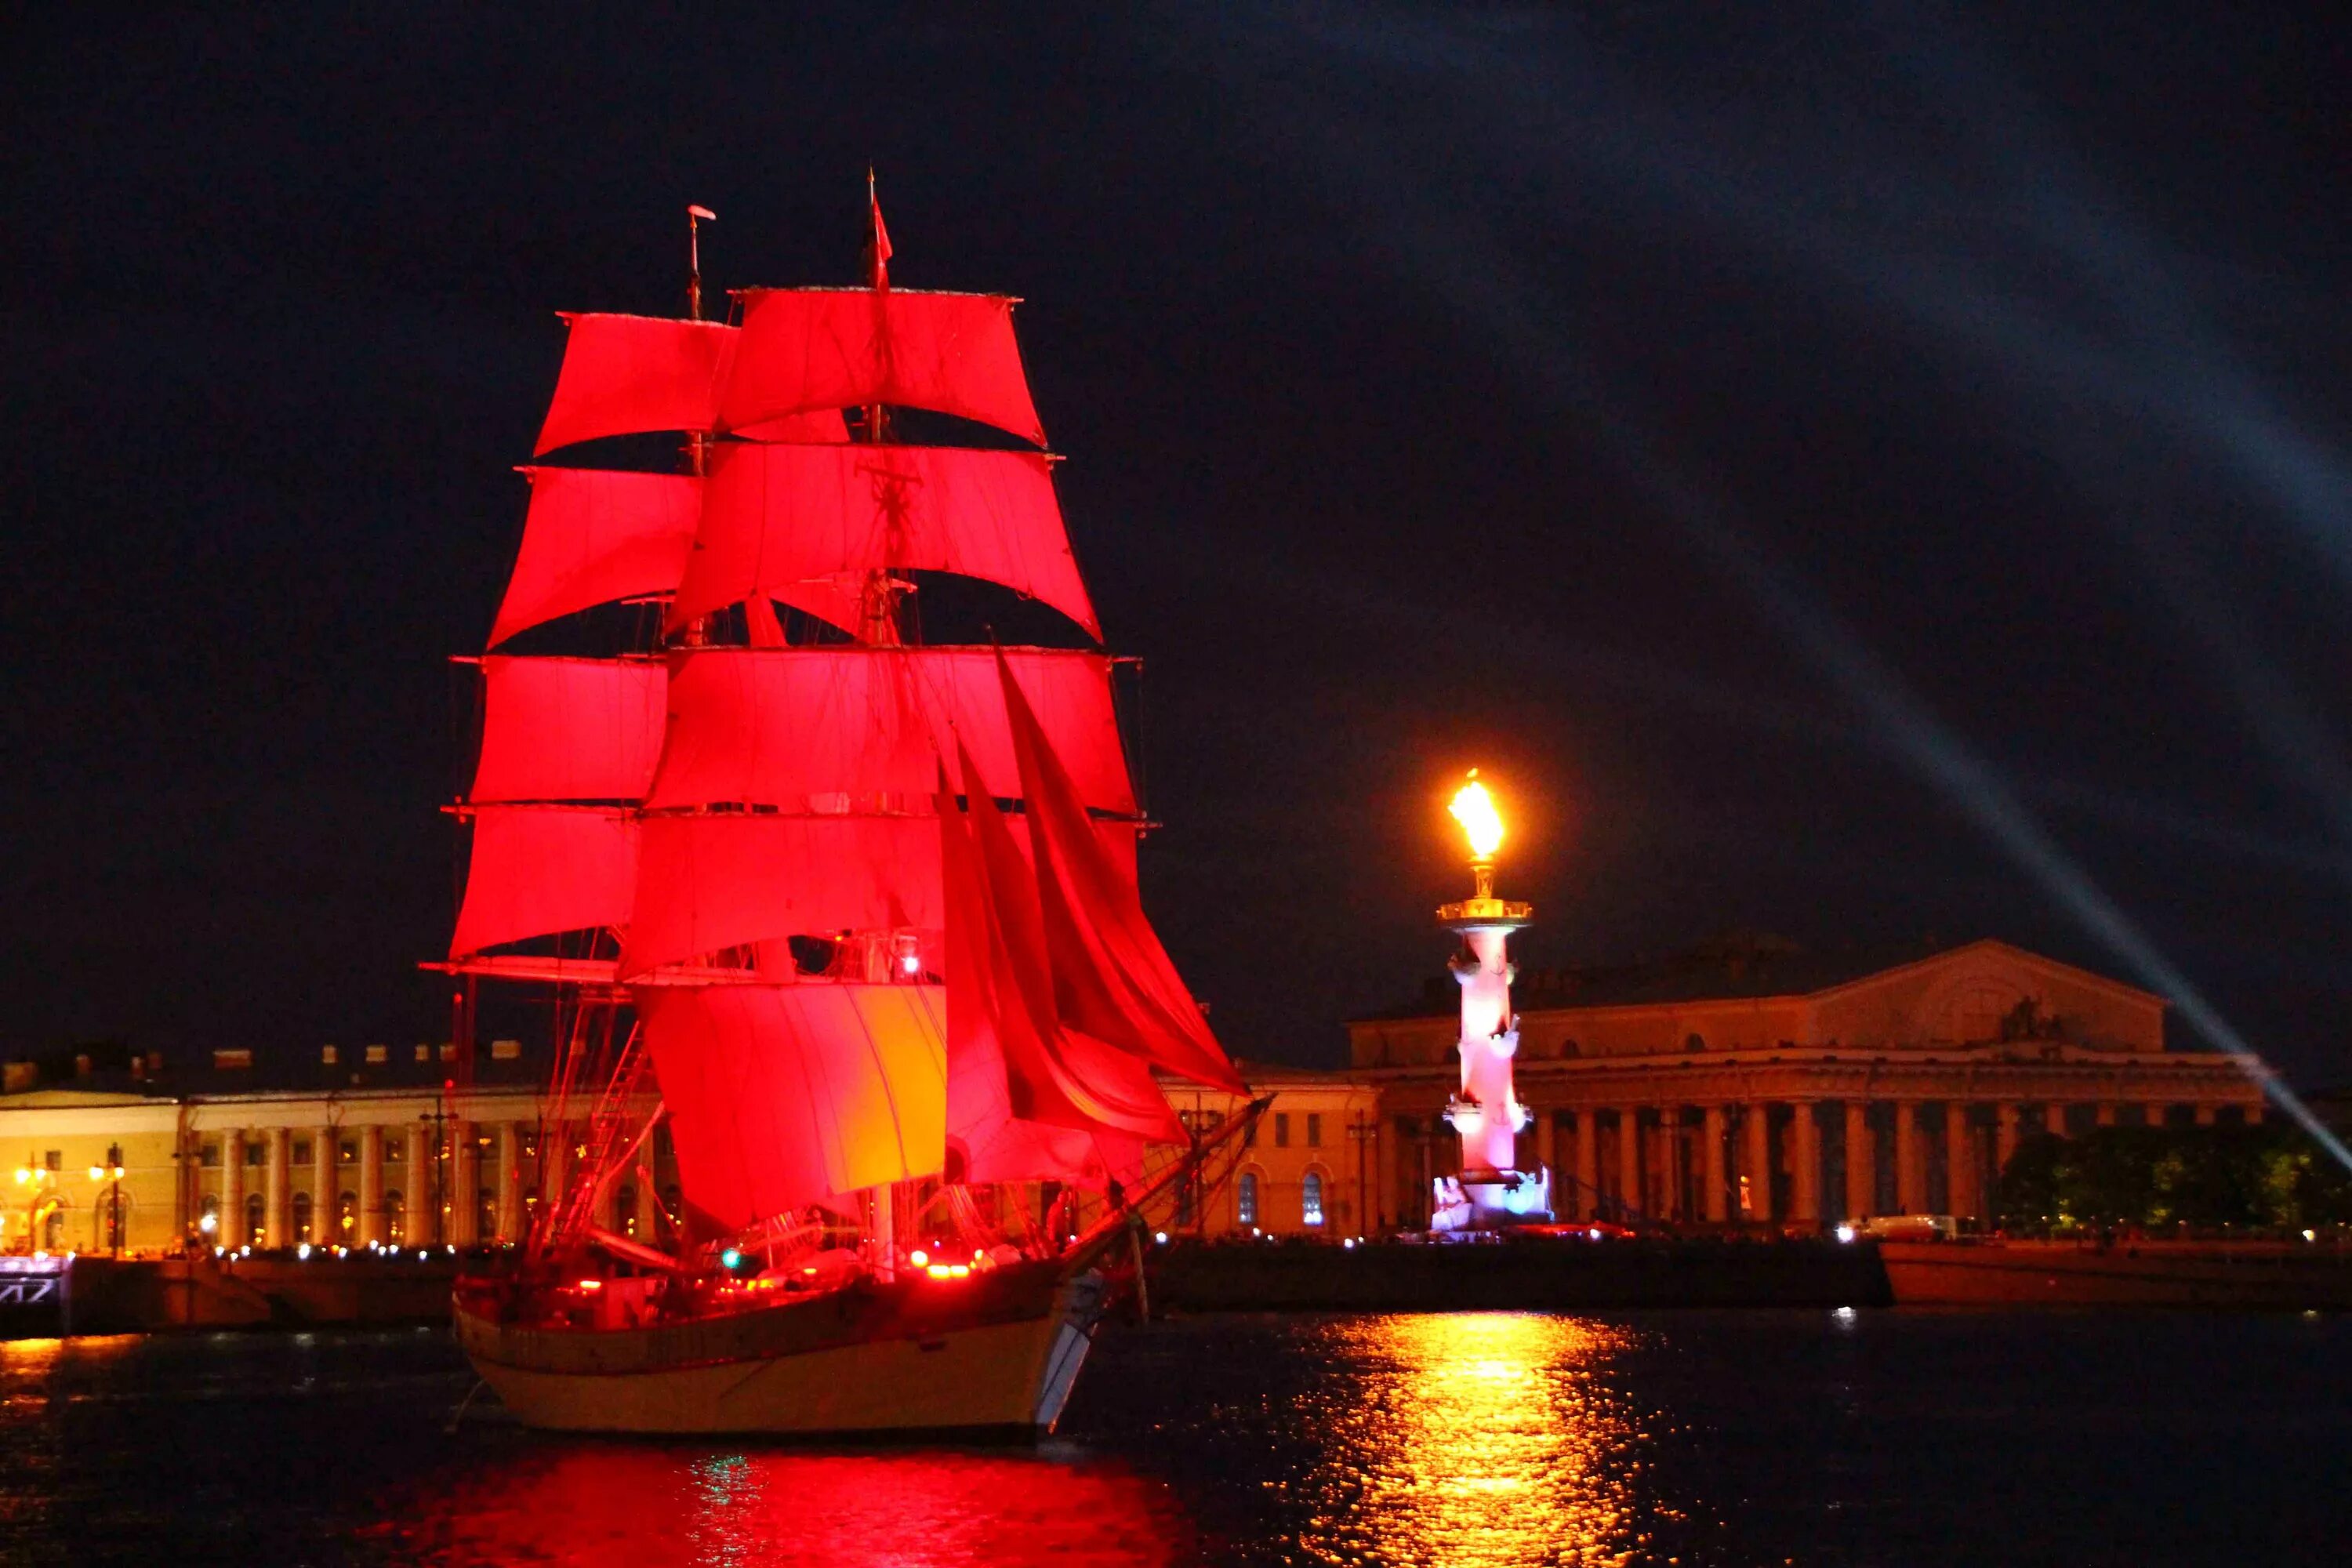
{"left": 637, "top": 983, "right": 947, "bottom": 1228}
{"left": 645, "top": 646, "right": 1131, "bottom": 811}
{"left": 448, "top": 806, "right": 636, "bottom": 956}
{"left": 671, "top": 443, "right": 1098, "bottom": 637}
{"left": 618, "top": 814, "right": 942, "bottom": 979}
{"left": 939, "top": 764, "right": 1177, "bottom": 1175}
{"left": 720, "top": 289, "right": 1046, "bottom": 448}
{"left": 489, "top": 468, "right": 701, "bottom": 647}
{"left": 646, "top": 647, "right": 1135, "bottom": 815}
{"left": 534, "top": 314, "right": 738, "bottom": 456}
{"left": 998, "top": 652, "right": 1244, "bottom": 1091}
{"left": 957, "top": 746, "right": 1182, "bottom": 1143}
{"left": 468, "top": 657, "right": 666, "bottom": 804}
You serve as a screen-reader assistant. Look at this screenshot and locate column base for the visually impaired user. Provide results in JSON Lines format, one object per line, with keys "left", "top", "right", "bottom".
{"left": 1431, "top": 1166, "right": 1555, "bottom": 1232}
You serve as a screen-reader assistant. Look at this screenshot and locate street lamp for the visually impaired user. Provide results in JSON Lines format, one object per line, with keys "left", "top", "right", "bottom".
{"left": 86, "top": 1143, "right": 126, "bottom": 1257}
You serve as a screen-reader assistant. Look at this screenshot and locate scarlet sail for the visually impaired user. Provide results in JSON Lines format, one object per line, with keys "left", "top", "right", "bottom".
{"left": 489, "top": 468, "right": 702, "bottom": 647}
{"left": 673, "top": 443, "right": 1097, "bottom": 637}
{"left": 720, "top": 289, "right": 1045, "bottom": 445}
{"left": 448, "top": 806, "right": 636, "bottom": 957}
{"left": 645, "top": 647, "right": 1135, "bottom": 815}
{"left": 470, "top": 656, "right": 666, "bottom": 804}
{"left": 638, "top": 983, "right": 948, "bottom": 1227}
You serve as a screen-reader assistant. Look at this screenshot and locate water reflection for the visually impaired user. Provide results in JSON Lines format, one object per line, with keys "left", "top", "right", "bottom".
{"left": 1296, "top": 1314, "right": 1651, "bottom": 1566}
{"left": 366, "top": 1440, "right": 1193, "bottom": 1567}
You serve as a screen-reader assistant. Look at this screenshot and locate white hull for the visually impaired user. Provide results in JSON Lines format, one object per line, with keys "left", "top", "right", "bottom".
{"left": 457, "top": 1265, "right": 1105, "bottom": 1438}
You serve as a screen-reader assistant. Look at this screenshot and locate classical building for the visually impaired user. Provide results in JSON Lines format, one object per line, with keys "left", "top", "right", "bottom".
{"left": 4, "top": 937, "right": 2267, "bottom": 1254}
{"left": 1348, "top": 937, "right": 2267, "bottom": 1230}
{"left": 0, "top": 1041, "right": 669, "bottom": 1257}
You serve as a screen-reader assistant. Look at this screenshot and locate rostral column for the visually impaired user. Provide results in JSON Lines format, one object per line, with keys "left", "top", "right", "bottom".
{"left": 1432, "top": 771, "right": 1553, "bottom": 1230}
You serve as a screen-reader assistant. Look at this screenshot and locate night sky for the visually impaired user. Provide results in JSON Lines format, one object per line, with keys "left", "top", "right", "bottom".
{"left": 5, "top": 7, "right": 2347, "bottom": 1086}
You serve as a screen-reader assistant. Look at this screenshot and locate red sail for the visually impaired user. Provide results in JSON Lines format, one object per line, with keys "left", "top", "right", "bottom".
{"left": 489, "top": 468, "right": 701, "bottom": 647}
{"left": 671, "top": 443, "right": 1098, "bottom": 638}
{"left": 998, "top": 652, "right": 1243, "bottom": 1091}
{"left": 637, "top": 983, "right": 946, "bottom": 1228}
{"left": 646, "top": 648, "right": 1135, "bottom": 815}
{"left": 619, "top": 814, "right": 942, "bottom": 979}
{"left": 940, "top": 760, "right": 1180, "bottom": 1164}
{"left": 448, "top": 806, "right": 636, "bottom": 956}
{"left": 469, "top": 657, "right": 666, "bottom": 804}
{"left": 721, "top": 289, "right": 1046, "bottom": 447}
{"left": 534, "top": 314, "right": 738, "bottom": 456}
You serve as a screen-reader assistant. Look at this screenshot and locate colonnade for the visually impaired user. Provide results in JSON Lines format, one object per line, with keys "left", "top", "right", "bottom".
{"left": 1396, "top": 1094, "right": 2263, "bottom": 1229}
{"left": 186, "top": 1117, "right": 668, "bottom": 1250}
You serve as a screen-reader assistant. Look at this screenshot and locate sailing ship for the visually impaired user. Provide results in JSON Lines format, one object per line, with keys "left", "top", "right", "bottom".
{"left": 439, "top": 189, "right": 1256, "bottom": 1437}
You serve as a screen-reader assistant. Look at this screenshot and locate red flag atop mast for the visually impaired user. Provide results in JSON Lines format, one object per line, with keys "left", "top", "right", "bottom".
{"left": 866, "top": 169, "right": 892, "bottom": 292}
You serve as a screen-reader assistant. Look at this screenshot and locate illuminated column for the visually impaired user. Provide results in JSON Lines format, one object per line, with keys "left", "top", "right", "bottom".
{"left": 264, "top": 1127, "right": 292, "bottom": 1247}
{"left": 309, "top": 1127, "right": 336, "bottom": 1244}
{"left": 1617, "top": 1109, "right": 1643, "bottom": 1219}
{"left": 1572, "top": 1111, "right": 1599, "bottom": 1221}
{"left": 1662, "top": 1111, "right": 1686, "bottom": 1220}
{"left": 1995, "top": 1104, "right": 2020, "bottom": 1181}
{"left": 450, "top": 1120, "right": 477, "bottom": 1245}
{"left": 495, "top": 1123, "right": 522, "bottom": 1241}
{"left": 1894, "top": 1103, "right": 1925, "bottom": 1214}
{"left": 403, "top": 1123, "right": 431, "bottom": 1244}
{"left": 1702, "top": 1105, "right": 1728, "bottom": 1222}
{"left": 2044, "top": 1102, "right": 2069, "bottom": 1138}
{"left": 1944, "top": 1108, "right": 1975, "bottom": 1220}
{"left": 220, "top": 1131, "right": 245, "bottom": 1245}
{"left": 1844, "top": 1102, "right": 1874, "bottom": 1219}
{"left": 1740, "top": 1104, "right": 1771, "bottom": 1221}
{"left": 1791, "top": 1103, "right": 1821, "bottom": 1225}
{"left": 2193, "top": 1103, "right": 2217, "bottom": 1127}
{"left": 358, "top": 1126, "right": 385, "bottom": 1245}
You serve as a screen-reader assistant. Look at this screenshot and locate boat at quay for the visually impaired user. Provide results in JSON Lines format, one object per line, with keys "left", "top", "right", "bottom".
{"left": 1882, "top": 1236, "right": 2352, "bottom": 1308}
{"left": 437, "top": 187, "right": 1258, "bottom": 1437}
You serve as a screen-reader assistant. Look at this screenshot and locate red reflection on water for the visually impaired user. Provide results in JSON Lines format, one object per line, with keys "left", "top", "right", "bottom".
{"left": 365, "top": 1441, "right": 1194, "bottom": 1567}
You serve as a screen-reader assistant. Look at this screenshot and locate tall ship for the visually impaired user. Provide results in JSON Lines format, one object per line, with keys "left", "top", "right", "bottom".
{"left": 437, "top": 189, "right": 1254, "bottom": 1437}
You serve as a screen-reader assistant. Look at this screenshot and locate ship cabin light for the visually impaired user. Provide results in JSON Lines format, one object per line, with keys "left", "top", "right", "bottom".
{"left": 720, "top": 1247, "right": 743, "bottom": 1271}
{"left": 297, "top": 1244, "right": 312, "bottom": 1260}
{"left": 909, "top": 1248, "right": 929, "bottom": 1269}
{"left": 2304, "top": 1229, "right": 2318, "bottom": 1243}
{"left": 1153, "top": 1231, "right": 1168, "bottom": 1246}
{"left": 924, "top": 1261, "right": 971, "bottom": 1281}
{"left": 198, "top": 1213, "right": 218, "bottom": 1234}
{"left": 1835, "top": 1224, "right": 1857, "bottom": 1244}
{"left": 576, "top": 1279, "right": 603, "bottom": 1292}
{"left": 893, "top": 932, "right": 923, "bottom": 978}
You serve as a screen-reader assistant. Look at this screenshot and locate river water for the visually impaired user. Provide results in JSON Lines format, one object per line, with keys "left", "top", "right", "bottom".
{"left": 2, "top": 1310, "right": 2346, "bottom": 1566}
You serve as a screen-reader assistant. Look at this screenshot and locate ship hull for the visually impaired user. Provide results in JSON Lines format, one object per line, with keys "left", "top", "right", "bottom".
{"left": 456, "top": 1262, "right": 1104, "bottom": 1438}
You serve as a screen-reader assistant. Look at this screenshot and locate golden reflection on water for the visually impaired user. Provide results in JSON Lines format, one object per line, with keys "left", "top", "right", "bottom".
{"left": 1298, "top": 1314, "right": 1653, "bottom": 1567}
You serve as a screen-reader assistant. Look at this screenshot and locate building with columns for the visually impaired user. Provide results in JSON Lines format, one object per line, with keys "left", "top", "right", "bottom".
{"left": 0, "top": 1041, "right": 668, "bottom": 1256}
{"left": 1348, "top": 937, "right": 2267, "bottom": 1232}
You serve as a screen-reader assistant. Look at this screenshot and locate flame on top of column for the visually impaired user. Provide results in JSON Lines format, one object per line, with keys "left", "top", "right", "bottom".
{"left": 1450, "top": 770, "right": 1504, "bottom": 862}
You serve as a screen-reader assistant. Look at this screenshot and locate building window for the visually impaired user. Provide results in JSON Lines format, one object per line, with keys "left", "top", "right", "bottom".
{"left": 1305, "top": 1113, "right": 1323, "bottom": 1148}
{"left": 293, "top": 1190, "right": 314, "bottom": 1243}
{"left": 43, "top": 1208, "right": 65, "bottom": 1251}
{"left": 616, "top": 1183, "right": 638, "bottom": 1239}
{"left": 477, "top": 1189, "right": 498, "bottom": 1241}
{"left": 386, "top": 1141, "right": 404, "bottom": 1163}
{"left": 43, "top": 1151, "right": 61, "bottom": 1172}
{"left": 1237, "top": 1171, "right": 1259, "bottom": 1229}
{"left": 243, "top": 1192, "right": 265, "bottom": 1246}
{"left": 1243, "top": 1116, "right": 1258, "bottom": 1149}
{"left": 338, "top": 1191, "right": 357, "bottom": 1236}
{"left": 292, "top": 1139, "right": 311, "bottom": 1164}
{"left": 198, "top": 1194, "right": 220, "bottom": 1237}
{"left": 1684, "top": 1033, "right": 1706, "bottom": 1053}
{"left": 1274, "top": 1112, "right": 1291, "bottom": 1149}
{"left": 339, "top": 1140, "right": 358, "bottom": 1164}
{"left": 385, "top": 1189, "right": 405, "bottom": 1243}
{"left": 245, "top": 1141, "right": 266, "bottom": 1168}
{"left": 1301, "top": 1171, "right": 1325, "bottom": 1228}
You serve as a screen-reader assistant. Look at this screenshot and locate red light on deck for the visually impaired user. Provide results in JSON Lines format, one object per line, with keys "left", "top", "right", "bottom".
{"left": 924, "top": 1262, "right": 971, "bottom": 1281}
{"left": 576, "top": 1279, "right": 603, "bottom": 1291}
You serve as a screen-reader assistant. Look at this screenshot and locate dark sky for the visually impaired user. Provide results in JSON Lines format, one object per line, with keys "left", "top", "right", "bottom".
{"left": 5, "top": 6, "right": 2348, "bottom": 1087}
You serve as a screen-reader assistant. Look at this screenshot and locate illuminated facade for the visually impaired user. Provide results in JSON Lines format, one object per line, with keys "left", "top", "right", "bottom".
{"left": 1352, "top": 937, "right": 2266, "bottom": 1229}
